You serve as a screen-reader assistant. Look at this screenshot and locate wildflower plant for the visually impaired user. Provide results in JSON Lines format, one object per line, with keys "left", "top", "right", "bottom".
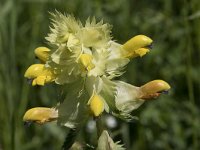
{"left": 23, "top": 11, "right": 170, "bottom": 149}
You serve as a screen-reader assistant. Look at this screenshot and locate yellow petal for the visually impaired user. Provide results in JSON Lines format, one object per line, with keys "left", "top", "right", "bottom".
{"left": 24, "top": 64, "right": 45, "bottom": 78}
{"left": 134, "top": 48, "right": 150, "bottom": 57}
{"left": 125, "top": 48, "right": 150, "bottom": 58}
{"left": 23, "top": 107, "right": 58, "bottom": 124}
{"left": 89, "top": 94, "right": 104, "bottom": 117}
{"left": 32, "top": 79, "right": 37, "bottom": 86}
{"left": 34, "top": 47, "right": 50, "bottom": 62}
{"left": 35, "top": 76, "right": 46, "bottom": 86}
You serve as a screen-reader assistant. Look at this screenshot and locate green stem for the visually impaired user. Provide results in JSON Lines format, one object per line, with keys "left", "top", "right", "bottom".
{"left": 183, "top": 0, "right": 195, "bottom": 104}
{"left": 183, "top": 0, "right": 197, "bottom": 149}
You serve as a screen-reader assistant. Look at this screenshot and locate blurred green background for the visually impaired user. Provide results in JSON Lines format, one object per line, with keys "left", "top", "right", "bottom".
{"left": 0, "top": 0, "right": 200, "bottom": 149}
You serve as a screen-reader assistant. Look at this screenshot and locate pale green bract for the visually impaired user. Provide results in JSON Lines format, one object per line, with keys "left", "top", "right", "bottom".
{"left": 44, "top": 11, "right": 145, "bottom": 128}
{"left": 97, "top": 130, "right": 125, "bottom": 150}
{"left": 45, "top": 11, "right": 129, "bottom": 83}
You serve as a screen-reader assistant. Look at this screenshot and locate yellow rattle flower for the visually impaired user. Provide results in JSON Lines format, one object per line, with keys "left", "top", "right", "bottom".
{"left": 24, "top": 64, "right": 55, "bottom": 86}
{"left": 23, "top": 107, "right": 58, "bottom": 125}
{"left": 122, "top": 35, "right": 153, "bottom": 58}
{"left": 139, "top": 80, "right": 171, "bottom": 99}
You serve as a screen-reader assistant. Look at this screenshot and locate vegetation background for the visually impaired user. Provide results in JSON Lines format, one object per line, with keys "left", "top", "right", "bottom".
{"left": 0, "top": 0, "right": 200, "bottom": 149}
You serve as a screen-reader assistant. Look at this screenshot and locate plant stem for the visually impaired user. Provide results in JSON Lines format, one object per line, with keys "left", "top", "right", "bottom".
{"left": 183, "top": 0, "right": 195, "bottom": 104}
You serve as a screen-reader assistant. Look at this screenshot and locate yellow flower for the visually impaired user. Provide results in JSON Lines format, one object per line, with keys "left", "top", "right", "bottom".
{"left": 88, "top": 93, "right": 104, "bottom": 117}
{"left": 122, "top": 35, "right": 153, "bottom": 58}
{"left": 115, "top": 80, "right": 171, "bottom": 117}
{"left": 24, "top": 64, "right": 55, "bottom": 86}
{"left": 139, "top": 80, "right": 171, "bottom": 99}
{"left": 34, "top": 47, "right": 50, "bottom": 63}
{"left": 23, "top": 107, "right": 58, "bottom": 125}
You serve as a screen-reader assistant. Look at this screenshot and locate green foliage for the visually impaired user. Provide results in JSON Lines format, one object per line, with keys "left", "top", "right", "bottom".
{"left": 0, "top": 0, "right": 199, "bottom": 149}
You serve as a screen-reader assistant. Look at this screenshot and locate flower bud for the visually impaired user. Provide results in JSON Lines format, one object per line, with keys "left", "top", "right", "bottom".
{"left": 89, "top": 93, "right": 104, "bottom": 117}
{"left": 34, "top": 47, "right": 50, "bottom": 62}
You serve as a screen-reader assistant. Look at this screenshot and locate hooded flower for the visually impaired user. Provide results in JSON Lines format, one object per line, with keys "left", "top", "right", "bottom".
{"left": 23, "top": 11, "right": 170, "bottom": 128}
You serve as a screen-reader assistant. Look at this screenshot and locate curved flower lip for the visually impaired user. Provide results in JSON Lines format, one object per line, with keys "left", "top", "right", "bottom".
{"left": 139, "top": 80, "right": 171, "bottom": 100}
{"left": 23, "top": 107, "right": 58, "bottom": 125}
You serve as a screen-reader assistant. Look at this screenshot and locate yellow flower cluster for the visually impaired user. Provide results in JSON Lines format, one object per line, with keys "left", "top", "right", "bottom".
{"left": 23, "top": 12, "right": 170, "bottom": 127}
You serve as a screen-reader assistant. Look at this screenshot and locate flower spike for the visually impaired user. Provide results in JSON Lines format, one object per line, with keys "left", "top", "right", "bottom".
{"left": 23, "top": 11, "right": 171, "bottom": 133}
{"left": 122, "top": 35, "right": 153, "bottom": 58}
